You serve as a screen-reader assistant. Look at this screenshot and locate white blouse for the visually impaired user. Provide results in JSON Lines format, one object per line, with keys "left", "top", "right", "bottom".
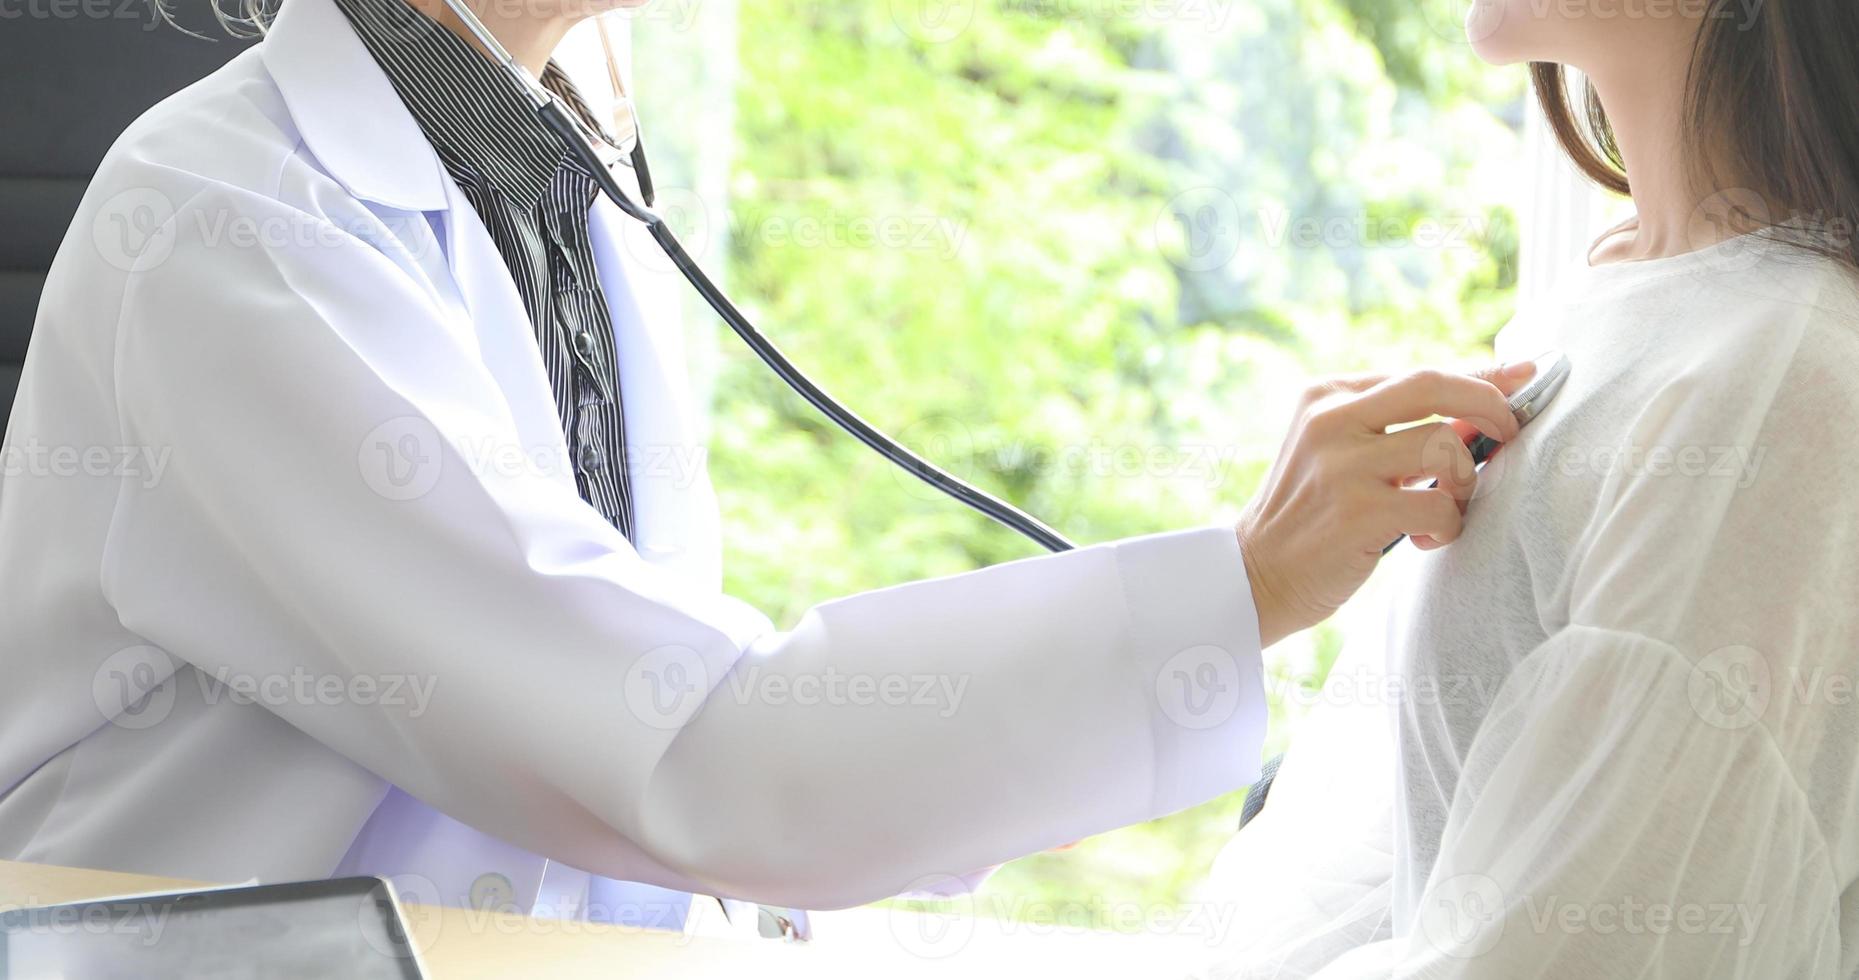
{"left": 1203, "top": 233, "right": 1859, "bottom": 978}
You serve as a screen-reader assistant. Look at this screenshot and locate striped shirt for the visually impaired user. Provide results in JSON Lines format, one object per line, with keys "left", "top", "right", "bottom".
{"left": 334, "top": 0, "right": 635, "bottom": 539}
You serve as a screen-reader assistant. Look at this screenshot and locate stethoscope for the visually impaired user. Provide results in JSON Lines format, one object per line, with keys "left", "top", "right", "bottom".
{"left": 438, "top": 0, "right": 1075, "bottom": 554}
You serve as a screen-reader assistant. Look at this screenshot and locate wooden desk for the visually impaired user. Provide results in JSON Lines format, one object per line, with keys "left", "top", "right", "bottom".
{"left": 0, "top": 860, "right": 1215, "bottom": 978}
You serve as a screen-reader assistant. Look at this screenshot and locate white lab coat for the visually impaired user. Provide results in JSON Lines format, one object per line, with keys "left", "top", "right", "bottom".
{"left": 0, "top": 0, "right": 1266, "bottom": 920}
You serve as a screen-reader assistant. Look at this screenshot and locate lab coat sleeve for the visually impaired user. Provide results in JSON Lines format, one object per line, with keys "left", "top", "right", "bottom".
{"left": 102, "top": 185, "right": 1268, "bottom": 910}
{"left": 1289, "top": 312, "right": 1859, "bottom": 978}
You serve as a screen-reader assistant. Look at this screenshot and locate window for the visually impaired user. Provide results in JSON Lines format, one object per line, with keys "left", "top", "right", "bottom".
{"left": 600, "top": 0, "right": 1619, "bottom": 936}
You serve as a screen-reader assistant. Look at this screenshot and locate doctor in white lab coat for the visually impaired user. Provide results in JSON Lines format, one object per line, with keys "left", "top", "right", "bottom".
{"left": 0, "top": 0, "right": 1533, "bottom": 935}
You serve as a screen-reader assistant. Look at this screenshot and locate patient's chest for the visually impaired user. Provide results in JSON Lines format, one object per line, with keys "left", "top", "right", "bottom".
{"left": 1380, "top": 302, "right": 1656, "bottom": 907}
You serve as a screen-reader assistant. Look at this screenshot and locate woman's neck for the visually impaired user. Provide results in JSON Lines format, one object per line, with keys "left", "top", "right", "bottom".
{"left": 410, "top": 0, "right": 575, "bottom": 76}
{"left": 1586, "top": 48, "right": 1750, "bottom": 264}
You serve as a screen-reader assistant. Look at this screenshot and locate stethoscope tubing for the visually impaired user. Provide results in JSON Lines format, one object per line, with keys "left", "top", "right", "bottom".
{"left": 436, "top": 0, "right": 1075, "bottom": 553}
{"left": 536, "top": 97, "right": 1078, "bottom": 554}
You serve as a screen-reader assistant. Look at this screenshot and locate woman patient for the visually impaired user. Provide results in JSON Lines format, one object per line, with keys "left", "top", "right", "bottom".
{"left": 1204, "top": 1, "right": 1859, "bottom": 977}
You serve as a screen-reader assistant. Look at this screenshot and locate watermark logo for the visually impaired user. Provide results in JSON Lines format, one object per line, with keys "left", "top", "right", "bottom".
{"left": 888, "top": 414, "right": 981, "bottom": 503}
{"left": 1688, "top": 645, "right": 1771, "bottom": 730}
{"left": 363, "top": 874, "right": 445, "bottom": 960}
{"left": 195, "top": 666, "right": 439, "bottom": 717}
{"left": 1415, "top": 420, "right": 1496, "bottom": 503}
{"left": 1156, "top": 644, "right": 1243, "bottom": 730}
{"left": 1687, "top": 188, "right": 1774, "bottom": 275}
{"left": 1419, "top": 872, "right": 1507, "bottom": 958}
{"left": 622, "top": 186, "right": 718, "bottom": 276}
{"left": 723, "top": 666, "right": 971, "bottom": 719}
{"left": 887, "top": 874, "right": 978, "bottom": 959}
{"left": 468, "top": 873, "right": 519, "bottom": 914}
{"left": 92, "top": 187, "right": 177, "bottom": 272}
{"left": 1417, "top": 0, "right": 1494, "bottom": 43}
{"left": 2, "top": 439, "right": 173, "bottom": 489}
{"left": 890, "top": 0, "right": 978, "bottom": 43}
{"left": 1156, "top": 187, "right": 1242, "bottom": 273}
{"left": 92, "top": 644, "right": 179, "bottom": 730}
{"left": 359, "top": 417, "right": 445, "bottom": 502}
{"left": 623, "top": 644, "right": 711, "bottom": 730}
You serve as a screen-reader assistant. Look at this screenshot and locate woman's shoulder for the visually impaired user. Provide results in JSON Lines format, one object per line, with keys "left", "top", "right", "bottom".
{"left": 1763, "top": 254, "right": 1859, "bottom": 418}
{"left": 1775, "top": 248, "right": 1859, "bottom": 352}
{"left": 1699, "top": 244, "right": 1859, "bottom": 400}
{"left": 1668, "top": 248, "right": 1859, "bottom": 437}
{"left": 1567, "top": 236, "right": 1859, "bottom": 398}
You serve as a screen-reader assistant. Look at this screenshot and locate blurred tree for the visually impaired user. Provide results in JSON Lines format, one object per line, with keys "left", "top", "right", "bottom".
{"left": 638, "top": 0, "right": 1525, "bottom": 922}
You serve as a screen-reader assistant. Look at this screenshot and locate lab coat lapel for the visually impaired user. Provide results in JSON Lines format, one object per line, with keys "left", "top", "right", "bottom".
{"left": 261, "top": 0, "right": 448, "bottom": 213}
{"left": 266, "top": 0, "right": 577, "bottom": 499}
{"left": 268, "top": 0, "right": 718, "bottom": 574}
{"left": 437, "top": 187, "right": 580, "bottom": 499}
{"left": 588, "top": 195, "right": 723, "bottom": 587}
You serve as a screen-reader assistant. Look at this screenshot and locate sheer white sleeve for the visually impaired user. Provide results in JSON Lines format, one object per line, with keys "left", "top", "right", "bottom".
{"left": 1206, "top": 292, "right": 1859, "bottom": 979}
{"left": 1313, "top": 308, "right": 1859, "bottom": 978}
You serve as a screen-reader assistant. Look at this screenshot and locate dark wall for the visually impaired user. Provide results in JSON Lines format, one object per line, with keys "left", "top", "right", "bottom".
{"left": 0, "top": 0, "right": 255, "bottom": 429}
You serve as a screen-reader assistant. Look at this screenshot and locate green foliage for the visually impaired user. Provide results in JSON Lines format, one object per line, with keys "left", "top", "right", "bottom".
{"left": 704, "top": 0, "right": 1524, "bottom": 924}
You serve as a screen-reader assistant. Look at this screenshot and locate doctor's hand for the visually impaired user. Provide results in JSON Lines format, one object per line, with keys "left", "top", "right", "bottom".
{"left": 1235, "top": 361, "right": 1538, "bottom": 647}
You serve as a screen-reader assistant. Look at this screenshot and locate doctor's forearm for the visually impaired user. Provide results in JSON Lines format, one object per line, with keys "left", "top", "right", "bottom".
{"left": 620, "top": 528, "right": 1267, "bottom": 910}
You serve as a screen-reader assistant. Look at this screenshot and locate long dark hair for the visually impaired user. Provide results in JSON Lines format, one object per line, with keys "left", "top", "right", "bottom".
{"left": 1531, "top": 3, "right": 1859, "bottom": 267}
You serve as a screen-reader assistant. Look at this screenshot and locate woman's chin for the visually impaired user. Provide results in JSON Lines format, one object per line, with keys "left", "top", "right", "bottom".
{"left": 1468, "top": 35, "right": 1527, "bottom": 66}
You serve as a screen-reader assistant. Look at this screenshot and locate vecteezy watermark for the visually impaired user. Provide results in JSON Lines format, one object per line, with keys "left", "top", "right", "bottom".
{"left": 889, "top": 0, "right": 979, "bottom": 43}
{"left": 1256, "top": 205, "right": 1510, "bottom": 254}
{"left": 1154, "top": 189, "right": 1507, "bottom": 273}
{"left": 997, "top": 0, "right": 1236, "bottom": 29}
{"left": 887, "top": 879, "right": 1244, "bottom": 961}
{"left": 621, "top": 644, "right": 973, "bottom": 731}
{"left": 887, "top": 415, "right": 1255, "bottom": 504}
{"left": 1519, "top": 0, "right": 1764, "bottom": 28}
{"left": 1419, "top": 872, "right": 1768, "bottom": 958}
{"left": 1423, "top": 0, "right": 1766, "bottom": 46}
{"left": 196, "top": 666, "right": 439, "bottom": 717}
{"left": 451, "top": 0, "right": 703, "bottom": 30}
{"left": 1521, "top": 895, "right": 1766, "bottom": 947}
{"left": 1, "top": 438, "right": 172, "bottom": 489}
{"left": 729, "top": 202, "right": 969, "bottom": 260}
{"left": 91, "top": 645, "right": 440, "bottom": 730}
{"left": 1267, "top": 666, "right": 1510, "bottom": 714}
{"left": 619, "top": 189, "right": 971, "bottom": 274}
{"left": 723, "top": 665, "right": 971, "bottom": 719}
{"left": 91, "top": 188, "right": 439, "bottom": 273}
{"left": 1682, "top": 188, "right": 1858, "bottom": 283}
{"left": 0, "top": 899, "right": 178, "bottom": 947}
{"left": 1551, "top": 442, "right": 1767, "bottom": 488}
{"left": 891, "top": 0, "right": 1235, "bottom": 41}
{"left": 0, "top": 0, "right": 164, "bottom": 27}
{"left": 357, "top": 416, "right": 712, "bottom": 502}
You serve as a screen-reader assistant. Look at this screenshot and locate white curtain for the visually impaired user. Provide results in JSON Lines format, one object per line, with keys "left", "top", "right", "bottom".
{"left": 1516, "top": 77, "right": 1629, "bottom": 306}
{"left": 558, "top": 4, "right": 740, "bottom": 436}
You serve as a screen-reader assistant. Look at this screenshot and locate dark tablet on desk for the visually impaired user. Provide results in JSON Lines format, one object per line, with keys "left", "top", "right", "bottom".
{"left": 0, "top": 876, "right": 427, "bottom": 979}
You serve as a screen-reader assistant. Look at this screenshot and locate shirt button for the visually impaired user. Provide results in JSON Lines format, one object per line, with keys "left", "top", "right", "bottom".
{"left": 574, "top": 330, "right": 598, "bottom": 358}
{"left": 577, "top": 442, "right": 603, "bottom": 472}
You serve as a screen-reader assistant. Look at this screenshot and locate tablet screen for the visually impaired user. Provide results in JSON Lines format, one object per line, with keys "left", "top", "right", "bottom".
{"left": 0, "top": 877, "right": 425, "bottom": 980}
